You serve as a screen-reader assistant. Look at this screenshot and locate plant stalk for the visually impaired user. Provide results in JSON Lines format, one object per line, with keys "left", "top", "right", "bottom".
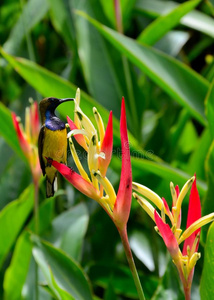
{"left": 118, "top": 226, "right": 146, "bottom": 300}
{"left": 33, "top": 178, "right": 39, "bottom": 300}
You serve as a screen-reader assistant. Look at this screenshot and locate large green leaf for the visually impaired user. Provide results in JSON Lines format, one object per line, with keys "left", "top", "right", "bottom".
{"left": 205, "top": 79, "right": 214, "bottom": 139}
{"left": 138, "top": 0, "right": 201, "bottom": 45}
{"left": 202, "top": 141, "right": 214, "bottom": 241}
{"left": 70, "top": 0, "right": 123, "bottom": 115}
{"left": 135, "top": 0, "right": 214, "bottom": 38}
{"left": 200, "top": 222, "right": 214, "bottom": 299}
{"left": 76, "top": 11, "right": 208, "bottom": 125}
{"left": 45, "top": 203, "right": 89, "bottom": 262}
{"left": 187, "top": 128, "right": 212, "bottom": 180}
{"left": 0, "top": 102, "right": 26, "bottom": 161}
{"left": 32, "top": 237, "right": 93, "bottom": 300}
{"left": 3, "top": 0, "right": 49, "bottom": 55}
{"left": 0, "top": 48, "right": 162, "bottom": 162}
{"left": 0, "top": 184, "right": 34, "bottom": 268}
{"left": 3, "top": 197, "right": 54, "bottom": 300}
{"left": 48, "top": 0, "right": 75, "bottom": 49}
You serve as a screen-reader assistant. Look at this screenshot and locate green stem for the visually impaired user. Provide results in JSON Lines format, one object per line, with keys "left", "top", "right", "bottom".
{"left": 33, "top": 179, "right": 39, "bottom": 300}
{"left": 19, "top": 0, "right": 41, "bottom": 101}
{"left": 177, "top": 261, "right": 192, "bottom": 300}
{"left": 118, "top": 226, "right": 146, "bottom": 300}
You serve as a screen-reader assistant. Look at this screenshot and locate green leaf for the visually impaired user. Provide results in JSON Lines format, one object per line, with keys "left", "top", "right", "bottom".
{"left": 135, "top": 0, "right": 214, "bottom": 38}
{"left": 45, "top": 203, "right": 89, "bottom": 261}
{"left": 138, "top": 0, "right": 201, "bottom": 45}
{"left": 0, "top": 102, "right": 26, "bottom": 161}
{"left": 104, "top": 282, "right": 117, "bottom": 300}
{"left": 200, "top": 222, "right": 214, "bottom": 299}
{"left": 71, "top": 0, "right": 123, "bottom": 115}
{"left": 0, "top": 48, "right": 162, "bottom": 162}
{"left": 205, "top": 79, "right": 214, "bottom": 139}
{"left": 0, "top": 184, "right": 34, "bottom": 268}
{"left": 32, "top": 237, "right": 93, "bottom": 300}
{"left": 48, "top": 267, "right": 75, "bottom": 300}
{"left": 201, "top": 141, "right": 214, "bottom": 242}
{"left": 187, "top": 128, "right": 212, "bottom": 180}
{"left": 152, "top": 259, "right": 184, "bottom": 300}
{"left": 48, "top": 0, "right": 75, "bottom": 49}
{"left": 3, "top": 197, "right": 54, "bottom": 300}
{"left": 3, "top": 0, "right": 49, "bottom": 55}
{"left": 76, "top": 11, "right": 208, "bottom": 125}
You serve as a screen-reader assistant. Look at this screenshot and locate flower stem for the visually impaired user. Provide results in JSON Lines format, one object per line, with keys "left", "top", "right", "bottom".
{"left": 177, "top": 262, "right": 192, "bottom": 300}
{"left": 33, "top": 179, "right": 39, "bottom": 300}
{"left": 118, "top": 226, "right": 146, "bottom": 300}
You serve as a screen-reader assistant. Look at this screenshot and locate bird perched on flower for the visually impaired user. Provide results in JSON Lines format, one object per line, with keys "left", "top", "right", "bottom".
{"left": 38, "top": 97, "right": 74, "bottom": 197}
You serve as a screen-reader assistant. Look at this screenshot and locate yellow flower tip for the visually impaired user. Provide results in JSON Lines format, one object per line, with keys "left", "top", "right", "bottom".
{"left": 93, "top": 107, "right": 105, "bottom": 143}
{"left": 154, "top": 225, "right": 160, "bottom": 235}
{"left": 93, "top": 170, "right": 116, "bottom": 206}
{"left": 132, "top": 182, "right": 170, "bottom": 217}
{"left": 179, "top": 213, "right": 214, "bottom": 244}
{"left": 93, "top": 107, "right": 97, "bottom": 114}
{"left": 161, "top": 204, "right": 166, "bottom": 223}
{"left": 28, "top": 97, "right": 34, "bottom": 104}
{"left": 134, "top": 192, "right": 155, "bottom": 222}
{"left": 188, "top": 252, "right": 201, "bottom": 272}
{"left": 75, "top": 88, "right": 81, "bottom": 106}
{"left": 170, "top": 182, "right": 175, "bottom": 195}
{"left": 65, "top": 123, "right": 70, "bottom": 128}
{"left": 16, "top": 116, "right": 21, "bottom": 123}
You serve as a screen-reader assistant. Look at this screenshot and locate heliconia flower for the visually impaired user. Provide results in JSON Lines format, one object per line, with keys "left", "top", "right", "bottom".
{"left": 182, "top": 176, "right": 201, "bottom": 256}
{"left": 49, "top": 91, "right": 131, "bottom": 230}
{"left": 112, "top": 98, "right": 132, "bottom": 229}
{"left": 12, "top": 100, "right": 41, "bottom": 183}
{"left": 133, "top": 177, "right": 214, "bottom": 300}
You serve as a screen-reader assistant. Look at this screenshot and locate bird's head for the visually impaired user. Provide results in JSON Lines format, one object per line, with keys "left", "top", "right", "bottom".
{"left": 39, "top": 97, "right": 74, "bottom": 123}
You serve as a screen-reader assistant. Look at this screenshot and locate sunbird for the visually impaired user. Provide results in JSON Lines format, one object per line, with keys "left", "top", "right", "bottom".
{"left": 38, "top": 97, "right": 74, "bottom": 197}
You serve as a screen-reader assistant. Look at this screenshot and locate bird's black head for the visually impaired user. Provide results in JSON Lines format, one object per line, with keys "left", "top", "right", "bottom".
{"left": 39, "top": 97, "right": 74, "bottom": 123}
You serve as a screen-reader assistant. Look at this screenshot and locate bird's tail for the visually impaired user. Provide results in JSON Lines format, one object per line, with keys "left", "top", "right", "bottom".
{"left": 46, "top": 176, "right": 57, "bottom": 198}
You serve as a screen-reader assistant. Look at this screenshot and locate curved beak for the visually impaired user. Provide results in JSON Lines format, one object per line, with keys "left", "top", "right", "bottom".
{"left": 59, "top": 98, "right": 75, "bottom": 104}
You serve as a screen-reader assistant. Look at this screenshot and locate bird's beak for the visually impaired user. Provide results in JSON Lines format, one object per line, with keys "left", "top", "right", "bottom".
{"left": 58, "top": 98, "right": 75, "bottom": 104}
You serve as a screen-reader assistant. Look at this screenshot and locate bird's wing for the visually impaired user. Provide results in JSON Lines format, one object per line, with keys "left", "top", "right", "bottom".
{"left": 38, "top": 125, "right": 46, "bottom": 176}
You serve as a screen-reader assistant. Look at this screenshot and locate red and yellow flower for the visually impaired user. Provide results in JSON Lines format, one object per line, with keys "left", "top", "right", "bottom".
{"left": 48, "top": 89, "right": 132, "bottom": 230}
{"left": 12, "top": 99, "right": 41, "bottom": 183}
{"left": 133, "top": 176, "right": 214, "bottom": 300}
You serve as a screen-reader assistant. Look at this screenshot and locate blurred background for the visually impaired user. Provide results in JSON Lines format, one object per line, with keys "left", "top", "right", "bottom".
{"left": 0, "top": 0, "right": 214, "bottom": 299}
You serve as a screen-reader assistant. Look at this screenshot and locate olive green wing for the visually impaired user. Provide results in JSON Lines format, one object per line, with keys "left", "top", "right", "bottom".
{"left": 38, "top": 125, "right": 46, "bottom": 176}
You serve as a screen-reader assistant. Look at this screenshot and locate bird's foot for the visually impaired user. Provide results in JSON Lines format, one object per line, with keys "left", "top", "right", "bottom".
{"left": 46, "top": 157, "right": 53, "bottom": 167}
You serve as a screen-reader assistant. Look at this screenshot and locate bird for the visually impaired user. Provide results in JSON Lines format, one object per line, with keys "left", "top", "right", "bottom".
{"left": 38, "top": 97, "right": 74, "bottom": 197}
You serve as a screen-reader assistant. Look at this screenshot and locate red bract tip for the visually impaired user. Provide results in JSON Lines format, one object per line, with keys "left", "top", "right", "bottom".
{"left": 98, "top": 111, "right": 113, "bottom": 176}
{"left": 12, "top": 112, "right": 30, "bottom": 155}
{"left": 183, "top": 175, "right": 201, "bottom": 255}
{"left": 67, "top": 116, "right": 88, "bottom": 151}
{"left": 162, "top": 197, "right": 171, "bottom": 216}
{"left": 113, "top": 98, "right": 132, "bottom": 229}
{"left": 51, "top": 159, "right": 100, "bottom": 201}
{"left": 154, "top": 210, "right": 179, "bottom": 259}
{"left": 175, "top": 185, "right": 180, "bottom": 197}
{"left": 31, "top": 102, "right": 40, "bottom": 137}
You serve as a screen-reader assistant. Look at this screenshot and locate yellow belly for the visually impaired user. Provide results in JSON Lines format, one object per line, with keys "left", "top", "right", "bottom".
{"left": 43, "top": 128, "right": 68, "bottom": 183}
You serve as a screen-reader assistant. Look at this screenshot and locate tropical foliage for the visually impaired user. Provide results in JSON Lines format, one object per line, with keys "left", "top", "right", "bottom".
{"left": 0, "top": 0, "right": 214, "bottom": 299}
